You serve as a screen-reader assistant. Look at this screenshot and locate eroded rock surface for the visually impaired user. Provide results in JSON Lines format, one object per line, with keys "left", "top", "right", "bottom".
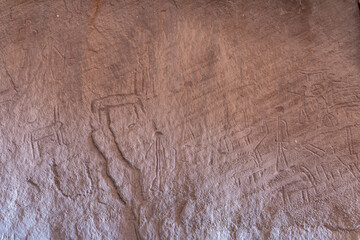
{"left": 0, "top": 0, "right": 360, "bottom": 239}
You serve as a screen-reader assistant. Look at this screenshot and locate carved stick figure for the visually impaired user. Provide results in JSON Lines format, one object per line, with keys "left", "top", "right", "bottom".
{"left": 146, "top": 131, "right": 166, "bottom": 191}
{"left": 145, "top": 130, "right": 177, "bottom": 194}
{"left": 276, "top": 106, "right": 289, "bottom": 172}
{"left": 289, "top": 85, "right": 311, "bottom": 124}
{"left": 346, "top": 126, "right": 354, "bottom": 156}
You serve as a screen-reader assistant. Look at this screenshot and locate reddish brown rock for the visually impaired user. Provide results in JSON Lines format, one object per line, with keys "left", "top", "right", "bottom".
{"left": 0, "top": 0, "right": 359, "bottom": 239}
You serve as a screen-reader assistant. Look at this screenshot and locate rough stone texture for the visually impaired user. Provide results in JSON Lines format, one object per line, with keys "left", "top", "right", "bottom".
{"left": 0, "top": 0, "right": 359, "bottom": 239}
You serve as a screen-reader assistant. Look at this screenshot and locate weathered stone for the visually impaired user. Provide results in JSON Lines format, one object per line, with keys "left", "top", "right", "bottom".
{"left": 0, "top": 0, "right": 360, "bottom": 239}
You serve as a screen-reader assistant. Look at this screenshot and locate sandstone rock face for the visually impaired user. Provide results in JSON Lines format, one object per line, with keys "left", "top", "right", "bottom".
{"left": 0, "top": 0, "right": 359, "bottom": 239}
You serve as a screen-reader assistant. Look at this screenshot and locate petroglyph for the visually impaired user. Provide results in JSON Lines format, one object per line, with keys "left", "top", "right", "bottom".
{"left": 144, "top": 131, "right": 176, "bottom": 194}
{"left": 0, "top": 62, "right": 18, "bottom": 104}
{"left": 30, "top": 106, "right": 67, "bottom": 161}
{"left": 1, "top": 1, "right": 360, "bottom": 239}
{"left": 276, "top": 106, "right": 289, "bottom": 172}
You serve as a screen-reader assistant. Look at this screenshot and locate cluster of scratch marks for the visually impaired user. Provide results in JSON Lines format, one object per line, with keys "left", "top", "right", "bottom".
{"left": 336, "top": 156, "right": 360, "bottom": 183}
{"left": 302, "top": 143, "right": 325, "bottom": 158}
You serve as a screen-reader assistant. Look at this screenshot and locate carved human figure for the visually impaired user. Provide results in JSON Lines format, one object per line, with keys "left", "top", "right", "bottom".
{"left": 275, "top": 106, "right": 289, "bottom": 172}
{"left": 144, "top": 131, "right": 176, "bottom": 194}
{"left": 289, "top": 85, "right": 311, "bottom": 124}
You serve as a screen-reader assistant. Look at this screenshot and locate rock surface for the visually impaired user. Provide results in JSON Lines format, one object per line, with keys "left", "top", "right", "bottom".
{"left": 0, "top": 0, "right": 360, "bottom": 239}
